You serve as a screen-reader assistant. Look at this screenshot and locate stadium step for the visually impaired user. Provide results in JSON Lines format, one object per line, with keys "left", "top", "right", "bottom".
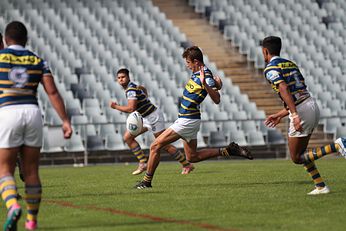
{"left": 246, "top": 91, "right": 276, "bottom": 99}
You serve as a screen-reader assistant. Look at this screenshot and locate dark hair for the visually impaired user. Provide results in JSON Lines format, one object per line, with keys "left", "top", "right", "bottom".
{"left": 116, "top": 68, "right": 129, "bottom": 77}
{"left": 5, "top": 21, "right": 28, "bottom": 46}
{"left": 182, "top": 46, "right": 204, "bottom": 63}
{"left": 261, "top": 36, "right": 281, "bottom": 56}
{"left": 0, "top": 32, "right": 3, "bottom": 46}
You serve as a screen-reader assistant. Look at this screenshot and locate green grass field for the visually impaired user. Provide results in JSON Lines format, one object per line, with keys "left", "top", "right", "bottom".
{"left": 1, "top": 158, "right": 346, "bottom": 231}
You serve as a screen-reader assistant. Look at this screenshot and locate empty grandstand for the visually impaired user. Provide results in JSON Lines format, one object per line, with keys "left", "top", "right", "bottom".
{"left": 0, "top": 0, "right": 345, "bottom": 165}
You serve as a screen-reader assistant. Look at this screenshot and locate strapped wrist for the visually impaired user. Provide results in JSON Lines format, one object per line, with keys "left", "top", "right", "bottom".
{"left": 291, "top": 112, "right": 299, "bottom": 119}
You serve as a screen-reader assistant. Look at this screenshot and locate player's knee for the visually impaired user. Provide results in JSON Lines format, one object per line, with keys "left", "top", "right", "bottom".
{"left": 150, "top": 140, "right": 163, "bottom": 153}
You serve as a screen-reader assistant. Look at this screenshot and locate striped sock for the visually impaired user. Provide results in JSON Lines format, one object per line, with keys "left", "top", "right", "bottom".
{"left": 219, "top": 147, "right": 229, "bottom": 156}
{"left": 143, "top": 172, "right": 153, "bottom": 183}
{"left": 0, "top": 176, "right": 18, "bottom": 210}
{"left": 303, "top": 162, "right": 326, "bottom": 189}
{"left": 302, "top": 143, "right": 338, "bottom": 162}
{"left": 335, "top": 142, "right": 342, "bottom": 152}
{"left": 172, "top": 150, "right": 190, "bottom": 167}
{"left": 131, "top": 145, "right": 147, "bottom": 163}
{"left": 25, "top": 184, "right": 42, "bottom": 222}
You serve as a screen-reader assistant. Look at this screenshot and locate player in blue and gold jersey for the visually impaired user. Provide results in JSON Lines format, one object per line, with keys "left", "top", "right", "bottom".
{"left": 261, "top": 36, "right": 346, "bottom": 195}
{"left": 0, "top": 21, "right": 72, "bottom": 230}
{"left": 0, "top": 31, "right": 25, "bottom": 200}
{"left": 110, "top": 68, "right": 195, "bottom": 175}
{"left": 135, "top": 46, "right": 253, "bottom": 189}
{"left": 264, "top": 56, "right": 310, "bottom": 109}
{"left": 179, "top": 66, "right": 215, "bottom": 119}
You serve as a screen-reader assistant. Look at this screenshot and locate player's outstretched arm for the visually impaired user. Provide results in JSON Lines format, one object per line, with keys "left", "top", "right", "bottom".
{"left": 41, "top": 74, "right": 72, "bottom": 139}
{"left": 110, "top": 99, "right": 137, "bottom": 113}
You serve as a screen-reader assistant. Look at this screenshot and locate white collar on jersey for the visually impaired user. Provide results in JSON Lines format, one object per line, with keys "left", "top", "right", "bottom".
{"left": 270, "top": 56, "right": 280, "bottom": 62}
{"left": 7, "top": 44, "right": 27, "bottom": 51}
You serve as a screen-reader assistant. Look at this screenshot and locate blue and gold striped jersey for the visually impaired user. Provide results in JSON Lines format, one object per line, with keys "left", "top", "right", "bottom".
{"left": 179, "top": 66, "right": 216, "bottom": 119}
{"left": 264, "top": 57, "right": 310, "bottom": 107}
{"left": 125, "top": 82, "right": 156, "bottom": 117}
{"left": 0, "top": 45, "right": 51, "bottom": 108}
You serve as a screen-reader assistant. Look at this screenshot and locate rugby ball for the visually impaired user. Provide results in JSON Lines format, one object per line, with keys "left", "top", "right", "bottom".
{"left": 126, "top": 111, "right": 143, "bottom": 136}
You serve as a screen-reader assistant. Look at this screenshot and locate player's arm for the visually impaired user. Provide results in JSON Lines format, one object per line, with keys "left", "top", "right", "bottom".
{"left": 200, "top": 66, "right": 220, "bottom": 104}
{"left": 278, "top": 82, "right": 302, "bottom": 131}
{"left": 264, "top": 108, "right": 288, "bottom": 128}
{"left": 41, "top": 74, "right": 72, "bottom": 138}
{"left": 276, "top": 108, "right": 289, "bottom": 118}
{"left": 214, "top": 76, "right": 223, "bottom": 90}
{"left": 205, "top": 83, "right": 220, "bottom": 104}
{"left": 110, "top": 99, "right": 137, "bottom": 113}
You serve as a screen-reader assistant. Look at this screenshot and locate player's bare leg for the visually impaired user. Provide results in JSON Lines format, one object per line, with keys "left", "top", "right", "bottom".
{"left": 135, "top": 128, "right": 252, "bottom": 189}
{"left": 154, "top": 130, "right": 194, "bottom": 174}
{"left": 124, "top": 128, "right": 148, "bottom": 175}
{"left": 288, "top": 136, "right": 330, "bottom": 195}
{"left": 135, "top": 128, "right": 181, "bottom": 189}
{"left": 288, "top": 136, "right": 311, "bottom": 164}
{"left": 183, "top": 140, "right": 252, "bottom": 163}
{"left": 183, "top": 139, "right": 217, "bottom": 162}
{"left": 21, "top": 146, "right": 41, "bottom": 230}
{"left": 0, "top": 147, "right": 22, "bottom": 231}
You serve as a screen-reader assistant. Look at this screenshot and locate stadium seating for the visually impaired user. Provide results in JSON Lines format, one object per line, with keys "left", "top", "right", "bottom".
{"left": 190, "top": 0, "right": 346, "bottom": 140}
{"left": 0, "top": 0, "right": 300, "bottom": 157}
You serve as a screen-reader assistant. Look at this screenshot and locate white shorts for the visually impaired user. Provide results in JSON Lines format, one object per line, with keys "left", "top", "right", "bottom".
{"left": 0, "top": 104, "right": 43, "bottom": 148}
{"left": 143, "top": 108, "right": 165, "bottom": 134}
{"left": 288, "top": 97, "right": 320, "bottom": 137}
{"left": 169, "top": 118, "right": 201, "bottom": 142}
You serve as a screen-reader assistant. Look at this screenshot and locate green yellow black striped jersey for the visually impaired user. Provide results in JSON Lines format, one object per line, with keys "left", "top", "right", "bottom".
{"left": 179, "top": 66, "right": 216, "bottom": 119}
{"left": 0, "top": 45, "right": 51, "bottom": 108}
{"left": 125, "top": 82, "right": 156, "bottom": 117}
{"left": 264, "top": 56, "right": 310, "bottom": 108}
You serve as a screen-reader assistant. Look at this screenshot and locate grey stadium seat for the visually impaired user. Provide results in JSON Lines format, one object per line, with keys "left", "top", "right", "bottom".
{"left": 64, "top": 134, "right": 85, "bottom": 153}
{"left": 105, "top": 134, "right": 127, "bottom": 151}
